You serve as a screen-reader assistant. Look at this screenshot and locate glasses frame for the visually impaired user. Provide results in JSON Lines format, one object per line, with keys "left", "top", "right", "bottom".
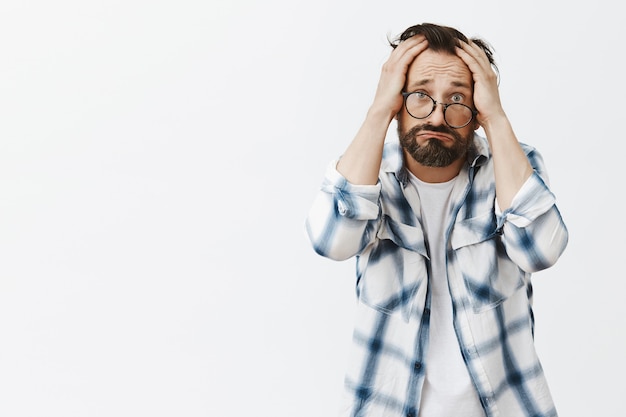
{"left": 401, "top": 91, "right": 478, "bottom": 129}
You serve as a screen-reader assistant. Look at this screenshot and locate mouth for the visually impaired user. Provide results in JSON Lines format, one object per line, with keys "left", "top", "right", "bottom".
{"left": 417, "top": 131, "right": 453, "bottom": 143}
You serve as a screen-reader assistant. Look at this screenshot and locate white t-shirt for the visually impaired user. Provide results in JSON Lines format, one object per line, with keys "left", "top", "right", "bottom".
{"left": 409, "top": 173, "right": 484, "bottom": 417}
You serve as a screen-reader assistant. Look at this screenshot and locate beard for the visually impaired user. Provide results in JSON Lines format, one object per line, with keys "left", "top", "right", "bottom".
{"left": 398, "top": 122, "right": 473, "bottom": 167}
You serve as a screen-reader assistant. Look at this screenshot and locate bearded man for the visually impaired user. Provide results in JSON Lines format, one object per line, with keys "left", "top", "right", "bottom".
{"left": 305, "top": 23, "right": 569, "bottom": 417}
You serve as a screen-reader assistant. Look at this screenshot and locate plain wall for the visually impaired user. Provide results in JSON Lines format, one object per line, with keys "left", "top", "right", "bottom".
{"left": 0, "top": 1, "right": 623, "bottom": 416}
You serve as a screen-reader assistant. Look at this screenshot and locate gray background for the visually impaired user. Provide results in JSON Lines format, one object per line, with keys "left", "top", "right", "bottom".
{"left": 0, "top": 1, "right": 622, "bottom": 416}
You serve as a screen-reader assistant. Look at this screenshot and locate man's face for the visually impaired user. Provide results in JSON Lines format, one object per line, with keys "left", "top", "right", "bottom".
{"left": 398, "top": 49, "right": 477, "bottom": 167}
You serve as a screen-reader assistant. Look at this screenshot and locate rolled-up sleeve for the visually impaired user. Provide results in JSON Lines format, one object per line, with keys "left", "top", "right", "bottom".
{"left": 496, "top": 149, "right": 569, "bottom": 272}
{"left": 305, "top": 161, "right": 382, "bottom": 261}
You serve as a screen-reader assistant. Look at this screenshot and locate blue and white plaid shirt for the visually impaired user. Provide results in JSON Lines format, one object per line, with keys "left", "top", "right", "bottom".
{"left": 305, "top": 133, "right": 569, "bottom": 417}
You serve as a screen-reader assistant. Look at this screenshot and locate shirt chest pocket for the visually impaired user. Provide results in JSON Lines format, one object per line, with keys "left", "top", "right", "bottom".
{"left": 356, "top": 217, "right": 429, "bottom": 322}
{"left": 449, "top": 211, "right": 525, "bottom": 312}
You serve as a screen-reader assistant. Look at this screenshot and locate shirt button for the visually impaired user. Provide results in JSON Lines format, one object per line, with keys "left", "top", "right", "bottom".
{"left": 465, "top": 346, "right": 477, "bottom": 358}
{"left": 413, "top": 361, "right": 422, "bottom": 371}
{"left": 337, "top": 201, "right": 347, "bottom": 215}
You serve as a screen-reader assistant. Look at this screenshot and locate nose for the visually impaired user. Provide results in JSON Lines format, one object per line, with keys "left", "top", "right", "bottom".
{"left": 427, "top": 102, "right": 446, "bottom": 126}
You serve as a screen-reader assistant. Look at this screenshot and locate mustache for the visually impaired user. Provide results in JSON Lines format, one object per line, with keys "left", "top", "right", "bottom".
{"left": 405, "top": 123, "right": 456, "bottom": 137}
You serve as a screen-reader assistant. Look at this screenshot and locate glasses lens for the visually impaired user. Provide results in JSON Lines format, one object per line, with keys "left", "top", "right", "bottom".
{"left": 405, "top": 93, "right": 434, "bottom": 119}
{"left": 445, "top": 104, "right": 474, "bottom": 128}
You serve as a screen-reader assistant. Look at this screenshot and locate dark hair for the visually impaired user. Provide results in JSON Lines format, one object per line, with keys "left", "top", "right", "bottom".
{"left": 389, "top": 23, "right": 498, "bottom": 74}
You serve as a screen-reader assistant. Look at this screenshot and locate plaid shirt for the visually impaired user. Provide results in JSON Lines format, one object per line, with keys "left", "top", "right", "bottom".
{"left": 305, "top": 134, "right": 569, "bottom": 417}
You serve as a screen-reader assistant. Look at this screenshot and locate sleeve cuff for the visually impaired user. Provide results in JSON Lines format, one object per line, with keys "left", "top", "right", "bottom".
{"left": 321, "top": 160, "right": 381, "bottom": 220}
{"left": 496, "top": 172, "right": 556, "bottom": 228}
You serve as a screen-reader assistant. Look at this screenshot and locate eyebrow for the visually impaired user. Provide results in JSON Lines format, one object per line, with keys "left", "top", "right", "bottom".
{"left": 407, "top": 79, "right": 472, "bottom": 91}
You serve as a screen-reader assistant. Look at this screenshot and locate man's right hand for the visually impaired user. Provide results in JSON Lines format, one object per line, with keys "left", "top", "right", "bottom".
{"left": 336, "top": 35, "right": 429, "bottom": 185}
{"left": 369, "top": 35, "right": 429, "bottom": 121}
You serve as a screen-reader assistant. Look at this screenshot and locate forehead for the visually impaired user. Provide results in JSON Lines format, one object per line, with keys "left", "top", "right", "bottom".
{"left": 406, "top": 49, "right": 472, "bottom": 90}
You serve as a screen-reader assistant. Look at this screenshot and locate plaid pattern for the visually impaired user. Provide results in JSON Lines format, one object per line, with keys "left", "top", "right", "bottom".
{"left": 305, "top": 134, "right": 569, "bottom": 417}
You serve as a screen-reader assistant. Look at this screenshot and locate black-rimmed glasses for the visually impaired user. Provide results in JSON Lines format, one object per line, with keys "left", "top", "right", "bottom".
{"left": 401, "top": 91, "right": 477, "bottom": 129}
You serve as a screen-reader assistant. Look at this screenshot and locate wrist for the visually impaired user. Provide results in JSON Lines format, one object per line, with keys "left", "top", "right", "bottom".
{"left": 366, "top": 102, "right": 398, "bottom": 126}
{"left": 480, "top": 111, "right": 510, "bottom": 136}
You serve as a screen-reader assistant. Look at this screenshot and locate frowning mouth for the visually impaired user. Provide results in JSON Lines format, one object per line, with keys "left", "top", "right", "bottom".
{"left": 417, "top": 132, "right": 453, "bottom": 142}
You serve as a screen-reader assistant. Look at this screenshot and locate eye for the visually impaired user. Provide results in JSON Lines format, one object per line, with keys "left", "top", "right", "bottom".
{"left": 414, "top": 91, "right": 428, "bottom": 99}
{"left": 450, "top": 93, "right": 464, "bottom": 103}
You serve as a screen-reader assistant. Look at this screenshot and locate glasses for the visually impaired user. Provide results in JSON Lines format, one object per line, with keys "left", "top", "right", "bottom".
{"left": 401, "top": 91, "right": 477, "bottom": 129}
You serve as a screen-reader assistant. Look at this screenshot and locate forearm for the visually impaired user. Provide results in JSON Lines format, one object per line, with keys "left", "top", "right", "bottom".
{"left": 482, "top": 113, "right": 533, "bottom": 210}
{"left": 336, "top": 106, "right": 395, "bottom": 185}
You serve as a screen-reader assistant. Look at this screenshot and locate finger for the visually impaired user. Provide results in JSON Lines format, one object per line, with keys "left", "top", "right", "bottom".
{"left": 388, "top": 35, "right": 428, "bottom": 65}
{"left": 394, "top": 34, "right": 427, "bottom": 51}
{"left": 385, "top": 36, "right": 429, "bottom": 77}
{"left": 456, "top": 41, "right": 492, "bottom": 73}
{"left": 457, "top": 50, "right": 494, "bottom": 87}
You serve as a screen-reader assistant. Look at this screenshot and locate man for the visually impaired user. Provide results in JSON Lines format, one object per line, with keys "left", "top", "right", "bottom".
{"left": 305, "top": 23, "right": 568, "bottom": 417}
